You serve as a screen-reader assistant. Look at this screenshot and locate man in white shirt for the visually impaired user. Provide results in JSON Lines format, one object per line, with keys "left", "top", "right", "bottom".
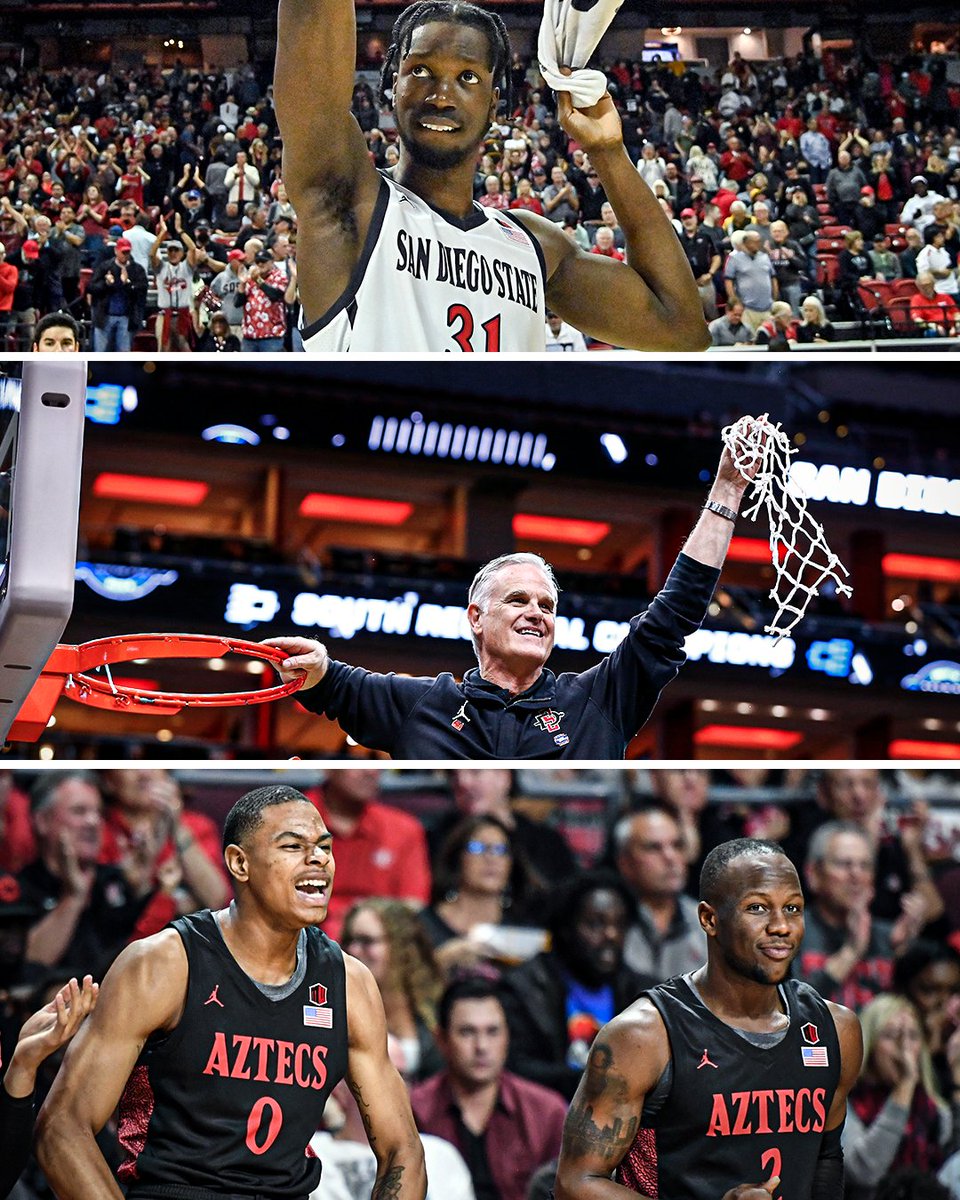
{"left": 545, "top": 310, "right": 588, "bottom": 351}
{"left": 916, "top": 225, "right": 958, "bottom": 295}
{"left": 223, "top": 151, "right": 261, "bottom": 207}
{"left": 900, "top": 175, "right": 948, "bottom": 232}
{"left": 150, "top": 221, "right": 196, "bottom": 350}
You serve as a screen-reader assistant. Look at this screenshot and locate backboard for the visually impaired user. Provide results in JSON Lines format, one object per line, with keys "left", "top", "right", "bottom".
{"left": 0, "top": 359, "right": 86, "bottom": 742}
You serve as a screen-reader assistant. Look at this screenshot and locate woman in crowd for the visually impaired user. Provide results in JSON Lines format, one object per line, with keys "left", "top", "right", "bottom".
{"left": 895, "top": 942, "right": 960, "bottom": 1101}
{"left": 843, "top": 993, "right": 960, "bottom": 1200}
{"left": 341, "top": 899, "right": 444, "bottom": 1084}
{"left": 77, "top": 183, "right": 109, "bottom": 264}
{"left": 418, "top": 814, "right": 545, "bottom": 974}
{"left": 838, "top": 229, "right": 876, "bottom": 316}
{"left": 796, "top": 294, "right": 837, "bottom": 342}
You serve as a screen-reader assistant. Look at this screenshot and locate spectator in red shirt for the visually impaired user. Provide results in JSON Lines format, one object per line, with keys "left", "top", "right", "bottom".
{"left": 238, "top": 247, "right": 297, "bottom": 351}
{"left": 306, "top": 769, "right": 431, "bottom": 940}
{"left": 910, "top": 271, "right": 959, "bottom": 336}
{"left": 509, "top": 177, "right": 543, "bottom": 215}
{"left": 718, "top": 136, "right": 755, "bottom": 184}
{"left": 0, "top": 243, "right": 19, "bottom": 344}
{"left": 99, "top": 768, "right": 231, "bottom": 939}
{"left": 478, "top": 175, "right": 509, "bottom": 211}
{"left": 0, "top": 771, "right": 35, "bottom": 874}
{"left": 410, "top": 978, "right": 568, "bottom": 1200}
{"left": 590, "top": 226, "right": 625, "bottom": 261}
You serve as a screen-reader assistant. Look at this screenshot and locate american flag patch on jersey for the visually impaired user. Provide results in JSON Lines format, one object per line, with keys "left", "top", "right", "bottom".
{"left": 801, "top": 1046, "right": 828, "bottom": 1066}
{"left": 495, "top": 217, "right": 529, "bottom": 246}
{"left": 303, "top": 1004, "right": 333, "bottom": 1028}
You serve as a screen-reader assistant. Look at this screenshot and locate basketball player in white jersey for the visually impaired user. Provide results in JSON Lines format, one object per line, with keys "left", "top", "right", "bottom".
{"left": 275, "top": 0, "right": 709, "bottom": 353}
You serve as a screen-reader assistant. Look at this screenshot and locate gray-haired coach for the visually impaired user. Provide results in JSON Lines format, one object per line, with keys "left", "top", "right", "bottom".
{"left": 265, "top": 439, "right": 758, "bottom": 759}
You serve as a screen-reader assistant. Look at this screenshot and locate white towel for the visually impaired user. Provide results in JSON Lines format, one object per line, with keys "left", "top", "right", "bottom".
{"left": 537, "top": 0, "right": 625, "bottom": 109}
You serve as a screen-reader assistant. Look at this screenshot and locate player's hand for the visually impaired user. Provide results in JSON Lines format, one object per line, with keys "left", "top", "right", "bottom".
{"left": 261, "top": 637, "right": 330, "bottom": 691}
{"left": 8, "top": 976, "right": 99, "bottom": 1078}
{"left": 721, "top": 1175, "right": 780, "bottom": 1200}
{"left": 555, "top": 71, "right": 623, "bottom": 155}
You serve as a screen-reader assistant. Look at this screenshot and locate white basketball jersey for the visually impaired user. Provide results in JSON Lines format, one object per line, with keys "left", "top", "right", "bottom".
{"left": 301, "top": 175, "right": 547, "bottom": 352}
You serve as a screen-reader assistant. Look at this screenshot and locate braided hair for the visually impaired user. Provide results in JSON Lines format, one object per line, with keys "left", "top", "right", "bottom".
{"left": 378, "top": 1, "right": 512, "bottom": 115}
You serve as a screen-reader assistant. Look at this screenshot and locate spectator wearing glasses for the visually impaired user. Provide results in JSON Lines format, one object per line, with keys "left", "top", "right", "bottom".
{"left": 419, "top": 815, "right": 544, "bottom": 975}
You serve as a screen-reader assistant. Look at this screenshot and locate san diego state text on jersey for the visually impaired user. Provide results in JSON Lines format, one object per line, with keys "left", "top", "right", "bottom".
{"left": 395, "top": 230, "right": 540, "bottom": 312}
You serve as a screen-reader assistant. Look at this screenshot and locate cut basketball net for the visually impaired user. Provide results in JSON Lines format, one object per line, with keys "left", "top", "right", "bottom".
{"left": 8, "top": 634, "right": 304, "bottom": 743}
{"left": 722, "top": 414, "right": 853, "bottom": 640}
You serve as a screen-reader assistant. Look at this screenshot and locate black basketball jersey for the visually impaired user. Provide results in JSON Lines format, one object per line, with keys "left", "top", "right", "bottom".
{"left": 117, "top": 910, "right": 349, "bottom": 1199}
{"left": 617, "top": 976, "right": 841, "bottom": 1200}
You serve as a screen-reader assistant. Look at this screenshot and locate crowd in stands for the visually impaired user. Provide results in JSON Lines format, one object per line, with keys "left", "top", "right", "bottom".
{"left": 5, "top": 766, "right": 960, "bottom": 1200}
{"left": 2, "top": 45, "right": 959, "bottom": 350}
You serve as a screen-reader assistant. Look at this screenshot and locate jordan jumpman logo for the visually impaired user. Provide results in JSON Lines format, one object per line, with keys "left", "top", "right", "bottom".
{"left": 697, "top": 1048, "right": 718, "bottom": 1069}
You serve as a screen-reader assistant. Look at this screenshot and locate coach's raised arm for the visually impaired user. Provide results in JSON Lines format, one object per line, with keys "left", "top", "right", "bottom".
{"left": 274, "top": 0, "right": 708, "bottom": 352}
{"left": 264, "top": 439, "right": 755, "bottom": 758}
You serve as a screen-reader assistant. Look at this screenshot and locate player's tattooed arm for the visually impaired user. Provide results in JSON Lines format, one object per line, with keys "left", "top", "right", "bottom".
{"left": 371, "top": 1163, "right": 405, "bottom": 1199}
{"left": 562, "top": 1041, "right": 640, "bottom": 1161}
{"left": 344, "top": 957, "right": 427, "bottom": 1198}
{"left": 555, "top": 1004, "right": 668, "bottom": 1200}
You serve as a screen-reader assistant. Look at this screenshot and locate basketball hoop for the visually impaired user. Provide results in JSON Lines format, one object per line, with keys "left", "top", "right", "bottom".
{"left": 722, "top": 414, "right": 853, "bottom": 640}
{"left": 8, "top": 634, "right": 304, "bottom": 743}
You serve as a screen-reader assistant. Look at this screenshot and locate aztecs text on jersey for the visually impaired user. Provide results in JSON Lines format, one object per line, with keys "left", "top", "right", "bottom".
{"left": 616, "top": 976, "right": 842, "bottom": 1200}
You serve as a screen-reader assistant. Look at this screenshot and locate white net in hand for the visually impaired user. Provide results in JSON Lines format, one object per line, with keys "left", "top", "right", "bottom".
{"left": 721, "top": 414, "right": 853, "bottom": 639}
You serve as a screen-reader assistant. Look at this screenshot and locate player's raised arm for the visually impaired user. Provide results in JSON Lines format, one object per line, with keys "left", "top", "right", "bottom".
{"left": 274, "top": 0, "right": 382, "bottom": 316}
{"left": 555, "top": 1003, "right": 667, "bottom": 1200}
{"left": 35, "top": 932, "right": 186, "bottom": 1200}
{"left": 343, "top": 956, "right": 427, "bottom": 1199}
{"left": 515, "top": 90, "right": 708, "bottom": 351}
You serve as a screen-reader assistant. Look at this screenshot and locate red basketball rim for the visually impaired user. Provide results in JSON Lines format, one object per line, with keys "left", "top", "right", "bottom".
{"left": 62, "top": 633, "right": 304, "bottom": 712}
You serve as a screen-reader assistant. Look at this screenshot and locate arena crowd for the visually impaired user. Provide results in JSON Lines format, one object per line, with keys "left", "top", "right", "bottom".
{"left": 4, "top": 767, "right": 960, "bottom": 1200}
{"left": 2, "top": 47, "right": 959, "bottom": 350}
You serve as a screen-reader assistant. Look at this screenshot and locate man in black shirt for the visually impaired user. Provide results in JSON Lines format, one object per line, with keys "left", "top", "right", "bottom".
{"left": 266, "top": 435, "right": 763, "bottom": 759}
{"left": 678, "top": 208, "right": 721, "bottom": 319}
{"left": 555, "top": 838, "right": 862, "bottom": 1200}
{"left": 17, "top": 773, "right": 150, "bottom": 980}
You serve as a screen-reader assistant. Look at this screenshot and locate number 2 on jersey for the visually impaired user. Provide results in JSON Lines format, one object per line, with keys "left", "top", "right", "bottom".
{"left": 447, "top": 304, "right": 501, "bottom": 352}
{"left": 760, "top": 1148, "right": 782, "bottom": 1195}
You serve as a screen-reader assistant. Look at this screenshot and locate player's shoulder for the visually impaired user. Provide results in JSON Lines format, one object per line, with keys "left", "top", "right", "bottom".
{"left": 98, "top": 926, "right": 189, "bottom": 1025}
{"left": 579, "top": 996, "right": 669, "bottom": 1091}
{"left": 342, "top": 951, "right": 387, "bottom": 1034}
{"left": 825, "top": 998, "right": 862, "bottom": 1041}
{"left": 604, "top": 992, "right": 669, "bottom": 1050}
{"left": 113, "top": 925, "right": 189, "bottom": 980}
